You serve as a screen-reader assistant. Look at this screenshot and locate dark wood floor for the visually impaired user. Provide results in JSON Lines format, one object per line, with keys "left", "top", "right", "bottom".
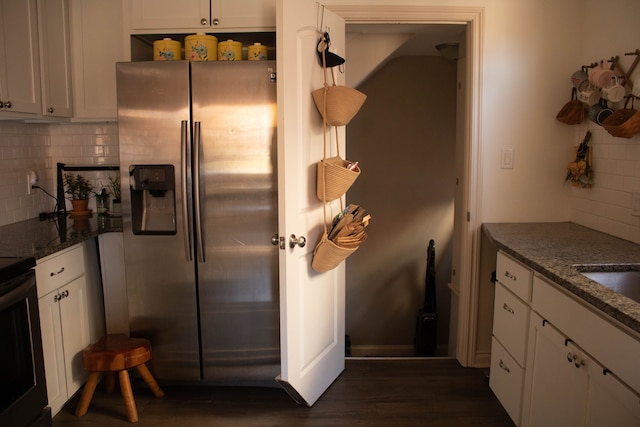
{"left": 52, "top": 358, "right": 514, "bottom": 426}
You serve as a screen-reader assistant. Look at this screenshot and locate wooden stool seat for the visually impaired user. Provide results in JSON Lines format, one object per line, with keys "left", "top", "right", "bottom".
{"left": 75, "top": 334, "right": 164, "bottom": 423}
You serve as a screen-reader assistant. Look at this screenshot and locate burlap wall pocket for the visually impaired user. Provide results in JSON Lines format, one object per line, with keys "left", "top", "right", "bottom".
{"left": 312, "top": 84, "right": 367, "bottom": 127}
{"left": 316, "top": 156, "right": 360, "bottom": 202}
{"left": 311, "top": 232, "right": 359, "bottom": 273}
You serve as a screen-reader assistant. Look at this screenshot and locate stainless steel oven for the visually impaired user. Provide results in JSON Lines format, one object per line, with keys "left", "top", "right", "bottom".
{"left": 0, "top": 257, "right": 51, "bottom": 427}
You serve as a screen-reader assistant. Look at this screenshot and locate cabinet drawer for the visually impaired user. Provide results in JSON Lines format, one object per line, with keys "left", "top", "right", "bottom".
{"left": 496, "top": 251, "right": 532, "bottom": 302}
{"left": 490, "top": 337, "right": 524, "bottom": 425}
{"left": 493, "top": 282, "right": 529, "bottom": 366}
{"left": 36, "top": 244, "right": 85, "bottom": 297}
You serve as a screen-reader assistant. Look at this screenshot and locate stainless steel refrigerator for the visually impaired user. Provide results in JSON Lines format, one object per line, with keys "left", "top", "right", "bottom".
{"left": 116, "top": 61, "right": 279, "bottom": 384}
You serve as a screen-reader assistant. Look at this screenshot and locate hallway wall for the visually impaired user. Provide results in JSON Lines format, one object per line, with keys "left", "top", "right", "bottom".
{"left": 346, "top": 56, "right": 457, "bottom": 356}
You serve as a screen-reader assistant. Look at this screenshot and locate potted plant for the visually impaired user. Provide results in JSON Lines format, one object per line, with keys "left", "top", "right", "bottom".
{"left": 63, "top": 173, "right": 94, "bottom": 213}
{"left": 108, "top": 174, "right": 121, "bottom": 214}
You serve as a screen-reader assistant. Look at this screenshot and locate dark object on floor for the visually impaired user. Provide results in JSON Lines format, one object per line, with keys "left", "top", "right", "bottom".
{"left": 415, "top": 239, "right": 437, "bottom": 356}
{"left": 345, "top": 334, "right": 352, "bottom": 357}
{"left": 75, "top": 334, "right": 164, "bottom": 423}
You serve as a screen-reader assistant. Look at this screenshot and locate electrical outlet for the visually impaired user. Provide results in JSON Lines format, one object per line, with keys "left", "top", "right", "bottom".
{"left": 632, "top": 192, "right": 640, "bottom": 217}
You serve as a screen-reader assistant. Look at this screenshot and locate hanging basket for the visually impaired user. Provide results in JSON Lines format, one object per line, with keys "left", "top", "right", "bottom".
{"left": 316, "top": 156, "right": 360, "bottom": 202}
{"left": 311, "top": 233, "right": 359, "bottom": 273}
{"left": 601, "top": 97, "right": 640, "bottom": 138}
{"left": 312, "top": 85, "right": 367, "bottom": 126}
{"left": 556, "top": 87, "right": 586, "bottom": 125}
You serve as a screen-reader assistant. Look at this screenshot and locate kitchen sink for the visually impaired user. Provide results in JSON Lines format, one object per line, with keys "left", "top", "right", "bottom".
{"left": 576, "top": 266, "right": 640, "bottom": 303}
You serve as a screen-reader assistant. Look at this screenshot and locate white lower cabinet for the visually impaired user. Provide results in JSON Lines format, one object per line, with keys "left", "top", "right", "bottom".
{"left": 37, "top": 241, "right": 105, "bottom": 416}
{"left": 519, "top": 276, "right": 640, "bottom": 427}
{"left": 523, "top": 312, "right": 589, "bottom": 426}
{"left": 490, "top": 252, "right": 640, "bottom": 427}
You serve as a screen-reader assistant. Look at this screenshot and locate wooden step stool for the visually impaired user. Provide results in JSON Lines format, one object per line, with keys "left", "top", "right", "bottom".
{"left": 75, "top": 334, "right": 164, "bottom": 423}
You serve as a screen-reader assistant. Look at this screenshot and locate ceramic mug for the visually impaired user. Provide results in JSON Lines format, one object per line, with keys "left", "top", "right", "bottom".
{"left": 588, "top": 99, "right": 613, "bottom": 125}
{"left": 601, "top": 76, "right": 625, "bottom": 103}
{"left": 577, "top": 84, "right": 601, "bottom": 106}
{"left": 589, "top": 60, "right": 615, "bottom": 88}
{"left": 571, "top": 68, "right": 589, "bottom": 89}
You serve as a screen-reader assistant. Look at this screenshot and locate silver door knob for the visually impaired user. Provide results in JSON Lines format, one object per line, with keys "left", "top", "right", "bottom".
{"left": 271, "top": 233, "right": 279, "bottom": 246}
{"left": 47, "top": 107, "right": 54, "bottom": 114}
{"left": 212, "top": 18, "right": 220, "bottom": 26}
{"left": 2, "top": 101, "right": 11, "bottom": 109}
{"left": 200, "top": 18, "right": 208, "bottom": 25}
{"left": 289, "top": 234, "right": 307, "bottom": 248}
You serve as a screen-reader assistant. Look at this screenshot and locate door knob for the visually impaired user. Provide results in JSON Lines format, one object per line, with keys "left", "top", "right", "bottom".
{"left": 271, "top": 233, "right": 279, "bottom": 246}
{"left": 289, "top": 234, "right": 307, "bottom": 248}
{"left": 200, "top": 18, "right": 208, "bottom": 25}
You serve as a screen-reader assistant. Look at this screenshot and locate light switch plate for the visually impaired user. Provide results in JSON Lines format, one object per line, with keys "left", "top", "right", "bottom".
{"left": 500, "top": 148, "right": 514, "bottom": 169}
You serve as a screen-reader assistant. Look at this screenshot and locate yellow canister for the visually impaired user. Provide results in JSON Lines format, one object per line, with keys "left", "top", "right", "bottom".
{"left": 153, "top": 38, "right": 182, "bottom": 61}
{"left": 248, "top": 42, "right": 268, "bottom": 61}
{"left": 185, "top": 33, "right": 217, "bottom": 61}
{"left": 218, "top": 40, "right": 243, "bottom": 61}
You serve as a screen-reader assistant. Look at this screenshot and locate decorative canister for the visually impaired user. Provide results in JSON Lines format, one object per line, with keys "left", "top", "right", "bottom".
{"left": 248, "top": 42, "right": 268, "bottom": 61}
{"left": 218, "top": 39, "right": 243, "bottom": 61}
{"left": 153, "top": 38, "right": 182, "bottom": 61}
{"left": 185, "top": 33, "right": 217, "bottom": 61}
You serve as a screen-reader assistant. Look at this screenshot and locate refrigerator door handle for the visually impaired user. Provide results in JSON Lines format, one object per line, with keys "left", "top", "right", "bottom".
{"left": 194, "top": 121, "right": 205, "bottom": 263}
{"left": 181, "top": 120, "right": 193, "bottom": 261}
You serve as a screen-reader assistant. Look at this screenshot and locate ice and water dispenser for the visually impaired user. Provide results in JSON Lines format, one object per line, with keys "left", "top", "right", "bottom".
{"left": 129, "top": 165, "right": 177, "bottom": 235}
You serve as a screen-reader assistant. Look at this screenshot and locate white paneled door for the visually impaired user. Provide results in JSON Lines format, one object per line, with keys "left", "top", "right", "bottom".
{"left": 276, "top": 0, "right": 347, "bottom": 406}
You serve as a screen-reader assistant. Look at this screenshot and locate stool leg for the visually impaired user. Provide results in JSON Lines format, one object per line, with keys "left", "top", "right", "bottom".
{"left": 75, "top": 372, "right": 100, "bottom": 417}
{"left": 136, "top": 363, "right": 165, "bottom": 397}
{"left": 105, "top": 371, "right": 116, "bottom": 393}
{"left": 119, "top": 370, "right": 139, "bottom": 423}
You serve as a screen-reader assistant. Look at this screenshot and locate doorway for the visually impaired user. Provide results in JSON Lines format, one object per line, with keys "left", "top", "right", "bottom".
{"left": 330, "top": 5, "right": 484, "bottom": 367}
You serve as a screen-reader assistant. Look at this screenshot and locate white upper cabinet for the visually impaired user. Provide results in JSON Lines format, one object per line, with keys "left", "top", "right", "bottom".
{"left": 0, "top": 0, "right": 42, "bottom": 116}
{"left": 37, "top": 0, "right": 74, "bottom": 118}
{"left": 69, "top": 0, "right": 126, "bottom": 121}
{"left": 130, "top": 0, "right": 276, "bottom": 31}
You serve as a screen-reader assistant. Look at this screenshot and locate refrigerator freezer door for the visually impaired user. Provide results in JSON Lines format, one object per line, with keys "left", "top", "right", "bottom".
{"left": 191, "top": 61, "right": 280, "bottom": 382}
{"left": 117, "top": 61, "right": 201, "bottom": 381}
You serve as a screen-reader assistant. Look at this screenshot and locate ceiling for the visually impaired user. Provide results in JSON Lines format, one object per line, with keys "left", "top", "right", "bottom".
{"left": 346, "top": 23, "right": 466, "bottom": 58}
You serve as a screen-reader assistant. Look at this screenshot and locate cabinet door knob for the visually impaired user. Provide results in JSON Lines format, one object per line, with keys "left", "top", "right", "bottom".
{"left": 498, "top": 359, "right": 511, "bottom": 373}
{"left": 2, "top": 101, "right": 12, "bottom": 109}
{"left": 201, "top": 18, "right": 208, "bottom": 25}
{"left": 47, "top": 107, "right": 54, "bottom": 114}
{"left": 212, "top": 18, "right": 220, "bottom": 26}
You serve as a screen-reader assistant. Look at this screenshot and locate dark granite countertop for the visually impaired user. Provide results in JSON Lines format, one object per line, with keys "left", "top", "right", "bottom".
{"left": 0, "top": 215, "right": 123, "bottom": 260}
{"left": 483, "top": 222, "right": 640, "bottom": 335}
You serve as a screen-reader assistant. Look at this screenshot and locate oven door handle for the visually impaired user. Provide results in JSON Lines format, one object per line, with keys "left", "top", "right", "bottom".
{"left": 0, "top": 270, "right": 36, "bottom": 311}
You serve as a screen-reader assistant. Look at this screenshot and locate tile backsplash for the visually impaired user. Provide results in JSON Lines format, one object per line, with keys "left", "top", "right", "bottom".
{"left": 570, "top": 124, "right": 640, "bottom": 245}
{"left": 0, "top": 122, "right": 119, "bottom": 227}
